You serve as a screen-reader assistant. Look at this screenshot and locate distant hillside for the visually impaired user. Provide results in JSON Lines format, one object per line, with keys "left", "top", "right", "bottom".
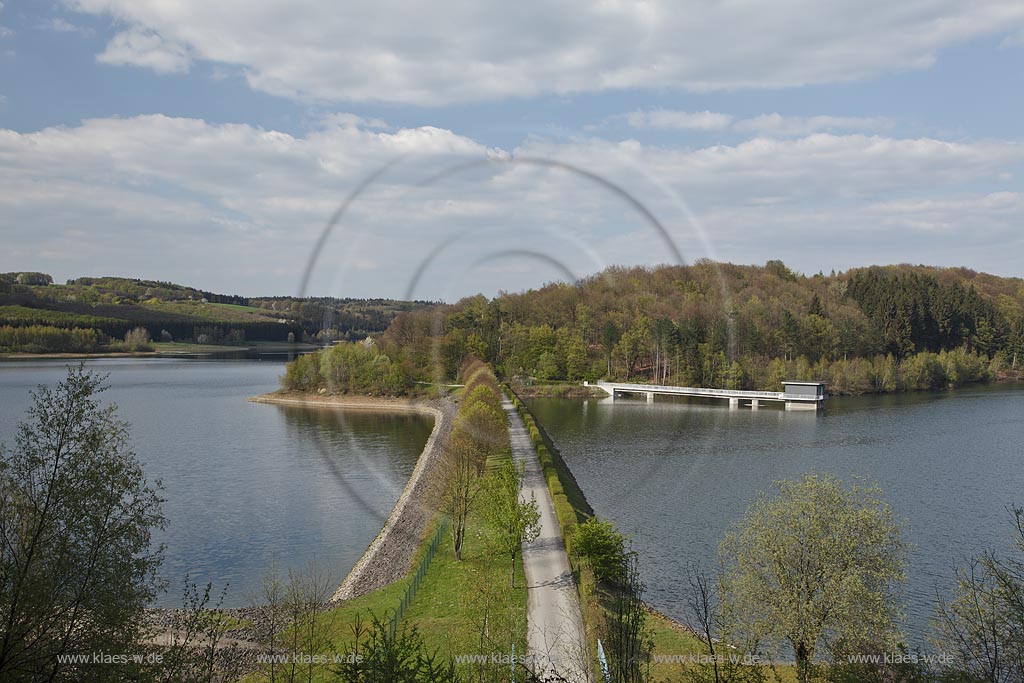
{"left": 357, "top": 261, "right": 1024, "bottom": 395}
{"left": 0, "top": 273, "right": 435, "bottom": 353}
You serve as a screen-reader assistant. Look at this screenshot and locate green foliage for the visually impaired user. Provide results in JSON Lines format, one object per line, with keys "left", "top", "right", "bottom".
{"left": 1, "top": 272, "right": 53, "bottom": 286}
{"left": 434, "top": 360, "right": 508, "bottom": 561}
{"left": 0, "top": 325, "right": 102, "bottom": 353}
{"left": 847, "top": 268, "right": 1007, "bottom": 359}
{"left": 0, "top": 365, "right": 165, "bottom": 682}
{"left": 0, "top": 274, "right": 429, "bottom": 352}
{"left": 575, "top": 518, "right": 628, "bottom": 585}
{"left": 281, "top": 341, "right": 413, "bottom": 395}
{"left": 380, "top": 262, "right": 1023, "bottom": 394}
{"left": 282, "top": 351, "right": 322, "bottom": 391}
{"left": 481, "top": 459, "right": 541, "bottom": 587}
{"left": 335, "top": 614, "right": 462, "bottom": 683}
{"left": 506, "top": 391, "right": 593, "bottom": 554}
{"left": 720, "top": 474, "right": 906, "bottom": 683}
{"left": 0, "top": 304, "right": 122, "bottom": 329}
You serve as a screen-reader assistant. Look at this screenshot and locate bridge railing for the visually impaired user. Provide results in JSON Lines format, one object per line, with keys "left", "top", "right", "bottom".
{"left": 596, "top": 381, "right": 822, "bottom": 402}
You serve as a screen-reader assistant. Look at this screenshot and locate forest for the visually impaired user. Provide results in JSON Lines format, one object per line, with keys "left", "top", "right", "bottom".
{"left": 285, "top": 261, "right": 1024, "bottom": 396}
{"left": 0, "top": 273, "right": 432, "bottom": 353}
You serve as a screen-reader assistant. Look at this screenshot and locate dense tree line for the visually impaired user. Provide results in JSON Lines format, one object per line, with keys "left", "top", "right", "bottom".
{"left": 0, "top": 325, "right": 102, "bottom": 353}
{"left": 847, "top": 268, "right": 1007, "bottom": 358}
{"left": 250, "top": 296, "right": 435, "bottom": 341}
{"left": 67, "top": 276, "right": 248, "bottom": 305}
{"left": 0, "top": 273, "right": 431, "bottom": 352}
{"left": 376, "top": 262, "right": 1024, "bottom": 395}
{"left": 0, "top": 272, "right": 53, "bottom": 286}
{"left": 282, "top": 340, "right": 416, "bottom": 395}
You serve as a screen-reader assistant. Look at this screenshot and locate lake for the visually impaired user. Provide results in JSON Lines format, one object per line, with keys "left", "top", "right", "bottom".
{"left": 526, "top": 383, "right": 1024, "bottom": 648}
{"left": 0, "top": 359, "right": 432, "bottom": 607}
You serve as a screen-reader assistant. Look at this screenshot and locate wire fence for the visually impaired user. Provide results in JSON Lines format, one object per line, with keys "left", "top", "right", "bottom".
{"left": 388, "top": 517, "right": 449, "bottom": 638}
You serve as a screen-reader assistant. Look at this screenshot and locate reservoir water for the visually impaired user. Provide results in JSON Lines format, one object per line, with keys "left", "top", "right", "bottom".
{"left": 526, "top": 383, "right": 1024, "bottom": 648}
{"left": 0, "top": 359, "right": 432, "bottom": 607}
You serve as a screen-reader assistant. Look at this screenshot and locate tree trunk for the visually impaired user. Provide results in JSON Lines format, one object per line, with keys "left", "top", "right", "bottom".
{"left": 510, "top": 551, "right": 516, "bottom": 588}
{"left": 454, "top": 526, "right": 464, "bottom": 561}
{"left": 795, "top": 642, "right": 810, "bottom": 683}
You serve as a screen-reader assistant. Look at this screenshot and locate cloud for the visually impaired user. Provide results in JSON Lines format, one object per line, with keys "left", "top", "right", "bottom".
{"left": 0, "top": 0, "right": 16, "bottom": 38}
{"left": 518, "top": 134, "right": 1024, "bottom": 206}
{"left": 97, "top": 27, "right": 192, "bottom": 74}
{"left": 1001, "top": 28, "right": 1024, "bottom": 46}
{"left": 624, "top": 110, "right": 733, "bottom": 131}
{"left": 1, "top": 114, "right": 1022, "bottom": 297}
{"left": 865, "top": 191, "right": 1024, "bottom": 233}
{"left": 63, "top": 0, "right": 1024, "bottom": 104}
{"left": 40, "top": 17, "right": 90, "bottom": 34}
{"left": 733, "top": 114, "right": 894, "bottom": 137}
{"left": 619, "top": 110, "right": 894, "bottom": 137}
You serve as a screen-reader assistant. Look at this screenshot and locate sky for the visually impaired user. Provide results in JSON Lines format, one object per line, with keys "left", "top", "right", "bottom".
{"left": 0, "top": 1, "right": 1023, "bottom": 301}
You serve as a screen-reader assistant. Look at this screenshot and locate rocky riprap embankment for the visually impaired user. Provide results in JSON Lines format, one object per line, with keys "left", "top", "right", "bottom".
{"left": 142, "top": 392, "right": 457, "bottom": 670}
{"left": 329, "top": 396, "right": 456, "bottom": 601}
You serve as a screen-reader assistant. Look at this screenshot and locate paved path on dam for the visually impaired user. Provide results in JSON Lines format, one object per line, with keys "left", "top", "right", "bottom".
{"left": 503, "top": 398, "right": 591, "bottom": 683}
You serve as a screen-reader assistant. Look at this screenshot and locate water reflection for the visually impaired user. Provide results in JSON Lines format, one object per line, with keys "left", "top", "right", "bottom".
{"left": 0, "top": 359, "right": 432, "bottom": 607}
{"left": 527, "top": 383, "right": 1024, "bottom": 647}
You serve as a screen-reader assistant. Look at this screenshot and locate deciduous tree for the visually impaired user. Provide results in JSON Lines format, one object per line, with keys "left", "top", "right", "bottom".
{"left": 0, "top": 365, "right": 165, "bottom": 682}
{"left": 720, "top": 474, "right": 905, "bottom": 683}
{"left": 481, "top": 459, "right": 540, "bottom": 587}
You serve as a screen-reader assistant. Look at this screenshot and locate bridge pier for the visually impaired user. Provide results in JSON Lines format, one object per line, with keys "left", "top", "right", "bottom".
{"left": 595, "top": 381, "right": 825, "bottom": 411}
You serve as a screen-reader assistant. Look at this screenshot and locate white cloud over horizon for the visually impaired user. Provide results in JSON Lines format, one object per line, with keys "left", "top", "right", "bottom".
{"left": 624, "top": 110, "right": 734, "bottom": 131}
{"left": 1, "top": 113, "right": 1022, "bottom": 298}
{"left": 615, "top": 110, "right": 896, "bottom": 137}
{"left": 63, "top": 0, "right": 1024, "bottom": 105}
{"left": 733, "top": 114, "right": 895, "bottom": 137}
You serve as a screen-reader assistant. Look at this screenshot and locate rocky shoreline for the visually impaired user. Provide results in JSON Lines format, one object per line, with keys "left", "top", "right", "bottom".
{"left": 246, "top": 392, "right": 457, "bottom": 601}
{"left": 145, "top": 390, "right": 456, "bottom": 653}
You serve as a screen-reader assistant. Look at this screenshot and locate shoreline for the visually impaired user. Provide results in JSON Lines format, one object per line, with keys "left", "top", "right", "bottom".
{"left": 142, "top": 389, "right": 453, "bottom": 661}
{"left": 249, "top": 390, "right": 456, "bottom": 601}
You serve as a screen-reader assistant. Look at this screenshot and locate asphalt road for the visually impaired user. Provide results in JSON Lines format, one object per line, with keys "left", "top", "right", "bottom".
{"left": 503, "top": 398, "right": 591, "bottom": 683}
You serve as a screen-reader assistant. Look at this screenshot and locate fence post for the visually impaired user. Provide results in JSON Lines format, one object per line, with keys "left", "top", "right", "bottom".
{"left": 389, "top": 518, "right": 450, "bottom": 632}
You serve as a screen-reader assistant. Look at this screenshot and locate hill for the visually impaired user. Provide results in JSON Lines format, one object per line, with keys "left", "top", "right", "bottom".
{"left": 341, "top": 261, "right": 1024, "bottom": 396}
{"left": 0, "top": 273, "right": 434, "bottom": 354}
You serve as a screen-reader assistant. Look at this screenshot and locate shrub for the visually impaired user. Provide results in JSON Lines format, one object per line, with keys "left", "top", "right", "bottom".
{"left": 575, "top": 518, "right": 628, "bottom": 585}
{"left": 282, "top": 353, "right": 321, "bottom": 391}
{"left": 123, "top": 327, "right": 152, "bottom": 352}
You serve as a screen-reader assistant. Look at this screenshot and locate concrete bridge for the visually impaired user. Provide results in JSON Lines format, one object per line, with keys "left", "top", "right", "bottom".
{"left": 590, "top": 380, "right": 827, "bottom": 410}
